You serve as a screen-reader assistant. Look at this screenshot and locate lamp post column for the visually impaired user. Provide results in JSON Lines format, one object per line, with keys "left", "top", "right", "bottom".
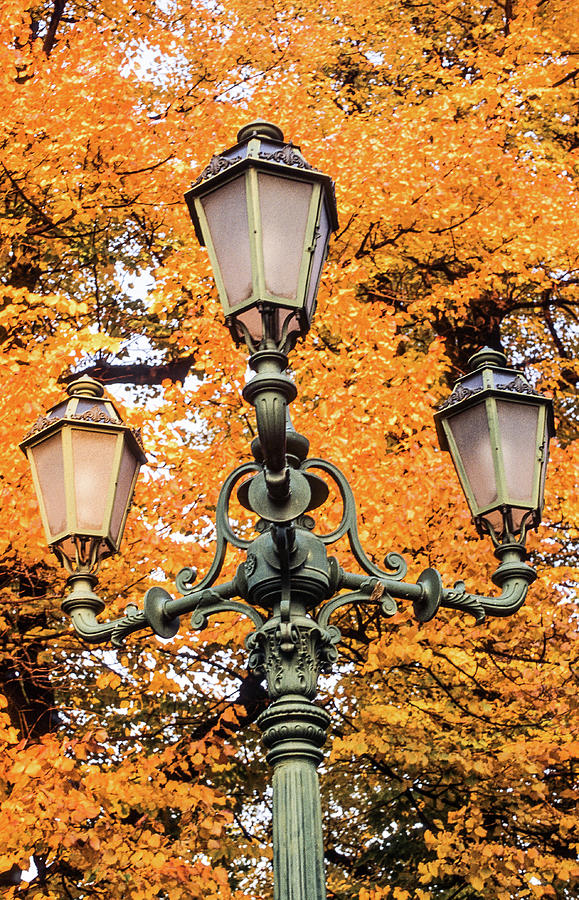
{"left": 252, "top": 618, "right": 330, "bottom": 900}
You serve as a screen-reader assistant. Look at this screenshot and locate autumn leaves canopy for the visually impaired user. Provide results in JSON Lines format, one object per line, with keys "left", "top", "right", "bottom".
{"left": 0, "top": 0, "right": 578, "bottom": 898}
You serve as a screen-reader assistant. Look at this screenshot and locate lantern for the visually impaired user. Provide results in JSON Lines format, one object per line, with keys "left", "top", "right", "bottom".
{"left": 434, "top": 348, "right": 554, "bottom": 543}
{"left": 20, "top": 375, "right": 146, "bottom": 571}
{"left": 185, "top": 120, "right": 339, "bottom": 351}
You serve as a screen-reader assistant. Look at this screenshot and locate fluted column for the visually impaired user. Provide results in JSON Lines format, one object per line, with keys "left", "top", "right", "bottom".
{"left": 258, "top": 696, "right": 330, "bottom": 900}
{"left": 250, "top": 616, "right": 332, "bottom": 900}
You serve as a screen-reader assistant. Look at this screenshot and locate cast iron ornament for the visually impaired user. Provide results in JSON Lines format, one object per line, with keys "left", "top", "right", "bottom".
{"left": 60, "top": 348, "right": 537, "bottom": 667}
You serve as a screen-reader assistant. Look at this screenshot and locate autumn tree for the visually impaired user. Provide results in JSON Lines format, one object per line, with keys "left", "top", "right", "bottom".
{"left": 1, "top": 0, "right": 577, "bottom": 898}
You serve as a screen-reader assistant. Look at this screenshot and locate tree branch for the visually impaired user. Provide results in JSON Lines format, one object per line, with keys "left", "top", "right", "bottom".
{"left": 43, "top": 0, "right": 67, "bottom": 57}
{"left": 62, "top": 356, "right": 203, "bottom": 387}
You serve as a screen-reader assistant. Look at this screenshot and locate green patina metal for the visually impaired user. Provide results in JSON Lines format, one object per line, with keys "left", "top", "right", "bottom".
{"left": 21, "top": 124, "right": 555, "bottom": 900}
{"left": 47, "top": 347, "right": 543, "bottom": 899}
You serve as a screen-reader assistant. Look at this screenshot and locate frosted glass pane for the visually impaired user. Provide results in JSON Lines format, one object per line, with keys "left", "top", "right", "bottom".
{"left": 448, "top": 403, "right": 497, "bottom": 509}
{"left": 458, "top": 372, "right": 483, "bottom": 392}
{"left": 496, "top": 400, "right": 540, "bottom": 503}
{"left": 57, "top": 535, "right": 110, "bottom": 565}
{"left": 494, "top": 371, "right": 517, "bottom": 388}
{"left": 482, "top": 508, "right": 504, "bottom": 534}
{"left": 305, "top": 199, "right": 330, "bottom": 317}
{"left": 30, "top": 432, "right": 66, "bottom": 539}
{"left": 233, "top": 306, "right": 301, "bottom": 346}
{"left": 202, "top": 176, "right": 253, "bottom": 309}
{"left": 511, "top": 507, "right": 530, "bottom": 531}
{"left": 110, "top": 442, "right": 140, "bottom": 543}
{"left": 71, "top": 429, "right": 118, "bottom": 532}
{"left": 259, "top": 173, "right": 313, "bottom": 299}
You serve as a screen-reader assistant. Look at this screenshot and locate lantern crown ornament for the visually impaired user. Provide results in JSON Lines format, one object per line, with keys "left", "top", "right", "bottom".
{"left": 434, "top": 347, "right": 555, "bottom": 546}
{"left": 20, "top": 376, "right": 146, "bottom": 573}
{"left": 184, "top": 120, "right": 339, "bottom": 354}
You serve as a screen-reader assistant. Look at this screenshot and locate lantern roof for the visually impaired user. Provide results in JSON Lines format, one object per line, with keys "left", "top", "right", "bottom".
{"left": 185, "top": 120, "right": 339, "bottom": 246}
{"left": 435, "top": 346, "right": 555, "bottom": 450}
{"left": 21, "top": 375, "right": 146, "bottom": 464}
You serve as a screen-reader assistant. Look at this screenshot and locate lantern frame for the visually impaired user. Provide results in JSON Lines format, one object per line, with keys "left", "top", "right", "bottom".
{"left": 185, "top": 121, "right": 339, "bottom": 351}
{"left": 20, "top": 376, "right": 146, "bottom": 571}
{"left": 434, "top": 348, "right": 555, "bottom": 544}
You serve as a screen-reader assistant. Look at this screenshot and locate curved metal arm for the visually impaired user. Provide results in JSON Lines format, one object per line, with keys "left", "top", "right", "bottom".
{"left": 441, "top": 547, "right": 536, "bottom": 624}
{"left": 329, "top": 565, "right": 443, "bottom": 625}
{"left": 175, "top": 461, "right": 261, "bottom": 595}
{"left": 61, "top": 569, "right": 252, "bottom": 648}
{"left": 302, "top": 458, "right": 408, "bottom": 581}
{"left": 62, "top": 575, "right": 149, "bottom": 648}
{"left": 190, "top": 599, "right": 264, "bottom": 631}
{"left": 317, "top": 588, "right": 398, "bottom": 631}
{"left": 323, "top": 548, "right": 535, "bottom": 628}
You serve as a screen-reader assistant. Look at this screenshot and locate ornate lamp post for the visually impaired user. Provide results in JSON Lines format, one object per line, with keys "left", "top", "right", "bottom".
{"left": 20, "top": 122, "right": 554, "bottom": 900}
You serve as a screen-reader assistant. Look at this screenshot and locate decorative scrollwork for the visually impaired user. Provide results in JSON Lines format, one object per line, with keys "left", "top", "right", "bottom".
{"left": 192, "top": 154, "right": 242, "bottom": 185}
{"left": 175, "top": 566, "right": 198, "bottom": 595}
{"left": 438, "top": 383, "right": 484, "bottom": 410}
{"left": 190, "top": 597, "right": 264, "bottom": 632}
{"left": 441, "top": 581, "right": 486, "bottom": 624}
{"left": 111, "top": 605, "right": 147, "bottom": 648}
{"left": 175, "top": 461, "right": 261, "bottom": 596}
{"left": 301, "top": 458, "right": 408, "bottom": 581}
{"left": 247, "top": 619, "right": 329, "bottom": 699}
{"left": 502, "top": 376, "right": 541, "bottom": 397}
{"left": 317, "top": 586, "right": 398, "bottom": 632}
{"left": 317, "top": 624, "right": 341, "bottom": 672}
{"left": 259, "top": 143, "right": 316, "bottom": 171}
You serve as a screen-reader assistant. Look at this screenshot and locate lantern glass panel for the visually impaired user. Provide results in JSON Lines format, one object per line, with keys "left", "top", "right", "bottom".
{"left": 71, "top": 429, "right": 118, "bottom": 532}
{"left": 496, "top": 399, "right": 540, "bottom": 504}
{"left": 201, "top": 176, "right": 253, "bottom": 309}
{"left": 110, "top": 441, "right": 140, "bottom": 543}
{"left": 235, "top": 307, "right": 263, "bottom": 343}
{"left": 448, "top": 402, "right": 497, "bottom": 509}
{"left": 30, "top": 431, "right": 66, "bottom": 539}
{"left": 258, "top": 172, "right": 313, "bottom": 299}
{"left": 483, "top": 506, "right": 529, "bottom": 537}
{"left": 57, "top": 535, "right": 109, "bottom": 566}
{"left": 305, "top": 199, "right": 330, "bottom": 318}
{"left": 494, "top": 370, "right": 518, "bottom": 388}
{"left": 233, "top": 306, "right": 301, "bottom": 346}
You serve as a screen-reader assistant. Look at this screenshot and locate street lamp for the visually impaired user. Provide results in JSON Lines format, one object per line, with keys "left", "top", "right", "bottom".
{"left": 20, "top": 122, "right": 554, "bottom": 900}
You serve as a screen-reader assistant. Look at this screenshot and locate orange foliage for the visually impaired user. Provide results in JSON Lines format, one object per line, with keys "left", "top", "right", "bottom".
{"left": 0, "top": 0, "right": 577, "bottom": 897}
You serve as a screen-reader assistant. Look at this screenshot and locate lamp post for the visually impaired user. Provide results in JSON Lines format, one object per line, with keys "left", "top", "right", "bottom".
{"left": 20, "top": 122, "right": 554, "bottom": 900}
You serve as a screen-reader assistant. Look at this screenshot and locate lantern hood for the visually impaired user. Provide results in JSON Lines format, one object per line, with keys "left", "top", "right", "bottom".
{"left": 21, "top": 375, "right": 146, "bottom": 470}
{"left": 185, "top": 120, "right": 339, "bottom": 245}
{"left": 435, "top": 347, "right": 555, "bottom": 449}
